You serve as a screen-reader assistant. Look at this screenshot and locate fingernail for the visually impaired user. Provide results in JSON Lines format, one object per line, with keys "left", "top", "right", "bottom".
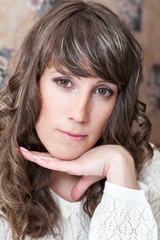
{"left": 20, "top": 147, "right": 28, "bottom": 152}
{"left": 33, "top": 155, "right": 41, "bottom": 160}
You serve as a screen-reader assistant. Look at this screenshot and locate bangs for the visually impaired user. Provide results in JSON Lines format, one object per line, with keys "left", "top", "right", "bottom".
{"left": 40, "top": 8, "right": 125, "bottom": 85}
{"left": 37, "top": 1, "right": 141, "bottom": 88}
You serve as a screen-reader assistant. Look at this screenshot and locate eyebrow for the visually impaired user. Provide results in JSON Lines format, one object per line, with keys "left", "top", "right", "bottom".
{"left": 49, "top": 70, "right": 117, "bottom": 89}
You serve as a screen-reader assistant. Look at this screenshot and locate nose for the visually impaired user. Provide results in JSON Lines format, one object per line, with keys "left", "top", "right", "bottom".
{"left": 68, "top": 92, "right": 90, "bottom": 123}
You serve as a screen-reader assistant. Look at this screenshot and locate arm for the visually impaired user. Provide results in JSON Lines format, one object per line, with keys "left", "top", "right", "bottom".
{"left": 138, "top": 147, "right": 160, "bottom": 239}
{"left": 88, "top": 146, "right": 159, "bottom": 240}
{"left": 20, "top": 144, "right": 139, "bottom": 200}
{"left": 89, "top": 181, "right": 158, "bottom": 240}
{"left": 20, "top": 145, "right": 158, "bottom": 239}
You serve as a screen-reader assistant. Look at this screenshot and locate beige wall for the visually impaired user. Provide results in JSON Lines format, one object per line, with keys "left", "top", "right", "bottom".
{"left": 0, "top": 0, "right": 160, "bottom": 145}
{"left": 100, "top": 0, "right": 160, "bottom": 145}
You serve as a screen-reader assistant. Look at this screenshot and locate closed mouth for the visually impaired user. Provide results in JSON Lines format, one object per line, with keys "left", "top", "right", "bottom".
{"left": 57, "top": 130, "right": 87, "bottom": 142}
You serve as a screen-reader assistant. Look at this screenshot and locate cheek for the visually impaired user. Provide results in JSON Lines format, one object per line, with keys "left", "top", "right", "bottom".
{"left": 34, "top": 100, "right": 54, "bottom": 136}
{"left": 94, "top": 103, "right": 115, "bottom": 135}
{"left": 37, "top": 94, "right": 61, "bottom": 122}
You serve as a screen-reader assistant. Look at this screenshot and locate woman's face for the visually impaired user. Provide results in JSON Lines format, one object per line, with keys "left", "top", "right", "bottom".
{"left": 35, "top": 66, "right": 118, "bottom": 160}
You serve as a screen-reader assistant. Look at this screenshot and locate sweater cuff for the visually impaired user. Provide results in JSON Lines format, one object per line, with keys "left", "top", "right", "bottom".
{"left": 103, "top": 181, "right": 148, "bottom": 202}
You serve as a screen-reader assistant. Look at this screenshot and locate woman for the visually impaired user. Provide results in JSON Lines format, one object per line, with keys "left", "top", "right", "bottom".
{"left": 0, "top": 1, "right": 159, "bottom": 239}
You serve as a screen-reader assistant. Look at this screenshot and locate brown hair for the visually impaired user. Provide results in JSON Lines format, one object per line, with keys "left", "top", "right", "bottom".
{"left": 0, "top": 1, "right": 153, "bottom": 239}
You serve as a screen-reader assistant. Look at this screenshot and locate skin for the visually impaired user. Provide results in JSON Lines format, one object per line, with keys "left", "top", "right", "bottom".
{"left": 35, "top": 66, "right": 118, "bottom": 160}
{"left": 20, "top": 66, "right": 139, "bottom": 202}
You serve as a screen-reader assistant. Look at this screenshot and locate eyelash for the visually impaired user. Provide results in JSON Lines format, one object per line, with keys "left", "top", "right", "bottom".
{"left": 53, "top": 77, "right": 73, "bottom": 89}
{"left": 95, "top": 87, "right": 114, "bottom": 97}
{"left": 53, "top": 77, "right": 114, "bottom": 97}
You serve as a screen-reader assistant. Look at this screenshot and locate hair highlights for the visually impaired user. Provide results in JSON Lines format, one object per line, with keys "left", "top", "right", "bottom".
{"left": 0, "top": 1, "right": 153, "bottom": 238}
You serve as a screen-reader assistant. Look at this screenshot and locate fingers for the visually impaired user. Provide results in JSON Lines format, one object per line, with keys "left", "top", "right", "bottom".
{"left": 20, "top": 147, "right": 58, "bottom": 168}
{"left": 20, "top": 147, "right": 106, "bottom": 200}
{"left": 71, "top": 176, "right": 93, "bottom": 201}
{"left": 31, "top": 151, "right": 52, "bottom": 157}
{"left": 19, "top": 147, "right": 82, "bottom": 175}
{"left": 20, "top": 147, "right": 53, "bottom": 161}
{"left": 71, "top": 175, "right": 104, "bottom": 201}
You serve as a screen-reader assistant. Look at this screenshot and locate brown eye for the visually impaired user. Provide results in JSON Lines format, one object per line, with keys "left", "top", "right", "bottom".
{"left": 56, "top": 78, "right": 72, "bottom": 88}
{"left": 59, "top": 79, "right": 69, "bottom": 86}
{"left": 95, "top": 87, "right": 113, "bottom": 97}
{"left": 98, "top": 88, "right": 107, "bottom": 95}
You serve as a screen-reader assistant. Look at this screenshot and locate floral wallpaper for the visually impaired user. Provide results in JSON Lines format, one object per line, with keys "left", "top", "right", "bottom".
{"left": 27, "top": 0, "right": 60, "bottom": 16}
{"left": 0, "top": 0, "right": 60, "bottom": 86}
{"left": 148, "top": 64, "right": 160, "bottom": 112}
{"left": 0, "top": 0, "right": 159, "bottom": 144}
{"left": 119, "top": 0, "right": 143, "bottom": 31}
{"left": 0, "top": 47, "right": 13, "bottom": 90}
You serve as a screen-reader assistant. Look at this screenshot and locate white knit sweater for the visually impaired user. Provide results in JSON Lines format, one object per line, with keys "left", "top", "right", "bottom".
{"left": 0, "top": 147, "right": 160, "bottom": 240}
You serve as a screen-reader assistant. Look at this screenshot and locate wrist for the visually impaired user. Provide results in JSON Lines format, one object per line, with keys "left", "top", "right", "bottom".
{"left": 105, "top": 147, "right": 139, "bottom": 190}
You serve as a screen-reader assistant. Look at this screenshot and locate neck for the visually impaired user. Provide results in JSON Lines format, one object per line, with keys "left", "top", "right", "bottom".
{"left": 49, "top": 171, "right": 81, "bottom": 202}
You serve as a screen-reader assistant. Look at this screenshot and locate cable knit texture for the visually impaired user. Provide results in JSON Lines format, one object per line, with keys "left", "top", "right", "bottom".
{"left": 0, "top": 148, "right": 160, "bottom": 240}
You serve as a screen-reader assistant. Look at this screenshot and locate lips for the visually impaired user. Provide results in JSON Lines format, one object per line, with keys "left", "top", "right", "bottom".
{"left": 57, "top": 130, "right": 87, "bottom": 142}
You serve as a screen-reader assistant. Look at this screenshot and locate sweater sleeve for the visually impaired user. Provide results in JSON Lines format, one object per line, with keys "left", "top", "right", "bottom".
{"left": 88, "top": 156, "right": 159, "bottom": 240}
{"left": 138, "top": 147, "right": 160, "bottom": 239}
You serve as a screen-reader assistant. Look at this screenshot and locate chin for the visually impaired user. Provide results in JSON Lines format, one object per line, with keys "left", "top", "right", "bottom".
{"left": 53, "top": 152, "right": 81, "bottom": 161}
{"left": 49, "top": 147, "right": 86, "bottom": 161}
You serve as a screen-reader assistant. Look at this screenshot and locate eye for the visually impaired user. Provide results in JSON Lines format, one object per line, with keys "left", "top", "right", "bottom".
{"left": 95, "top": 87, "right": 114, "bottom": 97}
{"left": 54, "top": 77, "right": 72, "bottom": 88}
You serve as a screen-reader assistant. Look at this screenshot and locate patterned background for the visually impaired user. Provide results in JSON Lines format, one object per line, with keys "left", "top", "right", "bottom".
{"left": 0, "top": 0, "right": 160, "bottom": 146}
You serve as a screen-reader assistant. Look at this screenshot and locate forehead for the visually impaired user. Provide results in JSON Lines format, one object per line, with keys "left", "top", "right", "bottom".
{"left": 41, "top": 65, "right": 118, "bottom": 91}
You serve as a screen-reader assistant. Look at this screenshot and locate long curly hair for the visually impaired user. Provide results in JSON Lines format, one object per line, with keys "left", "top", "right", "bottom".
{"left": 0, "top": 1, "right": 153, "bottom": 239}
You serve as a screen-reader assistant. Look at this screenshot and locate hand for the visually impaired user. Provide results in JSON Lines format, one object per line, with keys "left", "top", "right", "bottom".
{"left": 20, "top": 145, "right": 139, "bottom": 200}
